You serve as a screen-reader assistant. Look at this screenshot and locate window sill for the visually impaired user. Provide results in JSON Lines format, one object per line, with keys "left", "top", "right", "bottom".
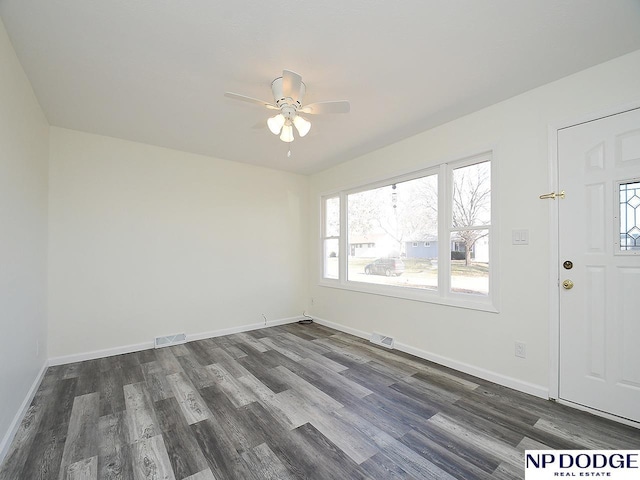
{"left": 318, "top": 278, "right": 499, "bottom": 313}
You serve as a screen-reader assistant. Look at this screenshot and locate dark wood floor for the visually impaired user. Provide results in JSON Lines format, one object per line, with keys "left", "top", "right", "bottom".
{"left": 1, "top": 323, "right": 638, "bottom": 479}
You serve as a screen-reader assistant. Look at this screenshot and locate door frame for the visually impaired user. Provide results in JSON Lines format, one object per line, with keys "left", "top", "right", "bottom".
{"left": 547, "top": 100, "right": 640, "bottom": 427}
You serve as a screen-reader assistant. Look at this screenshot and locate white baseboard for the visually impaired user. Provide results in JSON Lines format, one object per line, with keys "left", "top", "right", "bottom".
{"left": 48, "top": 340, "right": 155, "bottom": 366}
{"left": 395, "top": 341, "right": 548, "bottom": 399}
{"left": 0, "top": 360, "right": 49, "bottom": 465}
{"left": 48, "top": 315, "right": 303, "bottom": 366}
{"left": 312, "top": 316, "right": 549, "bottom": 399}
{"left": 312, "top": 316, "right": 370, "bottom": 341}
{"left": 188, "top": 316, "right": 302, "bottom": 342}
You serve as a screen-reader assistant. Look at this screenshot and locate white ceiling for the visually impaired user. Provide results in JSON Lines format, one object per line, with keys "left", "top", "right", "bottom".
{"left": 2, "top": 1, "right": 640, "bottom": 174}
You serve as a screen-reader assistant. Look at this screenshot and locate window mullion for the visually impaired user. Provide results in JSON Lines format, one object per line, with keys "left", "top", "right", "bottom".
{"left": 339, "top": 192, "right": 348, "bottom": 283}
{"left": 439, "top": 163, "right": 450, "bottom": 297}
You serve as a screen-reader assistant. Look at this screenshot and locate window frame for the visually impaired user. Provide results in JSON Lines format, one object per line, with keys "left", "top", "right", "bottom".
{"left": 321, "top": 195, "right": 341, "bottom": 280}
{"left": 319, "top": 150, "right": 498, "bottom": 313}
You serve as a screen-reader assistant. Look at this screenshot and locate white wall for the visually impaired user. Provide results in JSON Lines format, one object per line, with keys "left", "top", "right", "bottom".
{"left": 2, "top": 19, "right": 638, "bottom": 462}
{"left": 309, "top": 49, "right": 640, "bottom": 392}
{"left": 0, "top": 18, "right": 49, "bottom": 457}
{"left": 48, "top": 128, "right": 308, "bottom": 358}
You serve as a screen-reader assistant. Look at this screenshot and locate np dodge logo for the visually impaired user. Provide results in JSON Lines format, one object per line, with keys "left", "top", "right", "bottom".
{"left": 525, "top": 451, "right": 640, "bottom": 479}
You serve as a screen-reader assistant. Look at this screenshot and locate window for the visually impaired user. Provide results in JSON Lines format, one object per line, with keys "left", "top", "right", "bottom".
{"left": 618, "top": 180, "right": 640, "bottom": 252}
{"left": 450, "top": 160, "right": 491, "bottom": 295}
{"left": 322, "top": 196, "right": 340, "bottom": 279}
{"left": 321, "top": 152, "right": 495, "bottom": 311}
{"left": 347, "top": 173, "right": 438, "bottom": 290}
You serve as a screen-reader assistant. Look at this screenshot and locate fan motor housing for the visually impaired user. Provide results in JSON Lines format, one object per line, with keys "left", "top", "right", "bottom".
{"left": 271, "top": 76, "right": 306, "bottom": 109}
{"left": 280, "top": 105, "right": 296, "bottom": 120}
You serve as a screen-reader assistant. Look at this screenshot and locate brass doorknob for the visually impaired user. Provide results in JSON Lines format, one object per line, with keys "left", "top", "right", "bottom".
{"left": 562, "top": 279, "right": 574, "bottom": 290}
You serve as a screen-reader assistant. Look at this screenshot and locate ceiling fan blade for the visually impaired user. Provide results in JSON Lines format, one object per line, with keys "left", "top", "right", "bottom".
{"left": 224, "top": 92, "right": 278, "bottom": 110}
{"left": 299, "top": 100, "right": 350, "bottom": 115}
{"left": 282, "top": 70, "right": 303, "bottom": 102}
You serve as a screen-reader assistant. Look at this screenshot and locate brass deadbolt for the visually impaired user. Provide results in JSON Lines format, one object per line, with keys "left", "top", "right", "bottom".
{"left": 563, "top": 260, "right": 573, "bottom": 270}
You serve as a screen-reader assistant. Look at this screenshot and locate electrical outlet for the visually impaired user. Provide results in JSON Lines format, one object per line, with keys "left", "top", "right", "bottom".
{"left": 515, "top": 341, "right": 526, "bottom": 358}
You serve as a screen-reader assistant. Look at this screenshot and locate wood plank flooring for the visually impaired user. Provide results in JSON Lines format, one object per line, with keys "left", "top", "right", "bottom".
{"left": 1, "top": 323, "right": 638, "bottom": 479}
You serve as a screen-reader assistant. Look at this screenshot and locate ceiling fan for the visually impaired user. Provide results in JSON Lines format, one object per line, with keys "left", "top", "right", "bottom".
{"left": 225, "top": 70, "right": 350, "bottom": 143}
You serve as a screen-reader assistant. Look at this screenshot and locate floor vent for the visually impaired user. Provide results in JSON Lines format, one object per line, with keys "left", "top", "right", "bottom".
{"left": 154, "top": 333, "right": 187, "bottom": 349}
{"left": 370, "top": 332, "right": 394, "bottom": 349}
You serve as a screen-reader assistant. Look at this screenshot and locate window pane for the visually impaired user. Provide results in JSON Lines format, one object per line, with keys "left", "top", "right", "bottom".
{"left": 347, "top": 174, "right": 437, "bottom": 290}
{"left": 323, "top": 239, "right": 339, "bottom": 279}
{"left": 325, "top": 196, "right": 340, "bottom": 237}
{"left": 620, "top": 181, "right": 640, "bottom": 251}
{"left": 450, "top": 230, "right": 489, "bottom": 295}
{"left": 452, "top": 161, "right": 491, "bottom": 228}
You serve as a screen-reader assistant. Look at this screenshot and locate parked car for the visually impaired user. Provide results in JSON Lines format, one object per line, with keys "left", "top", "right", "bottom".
{"left": 364, "top": 258, "right": 405, "bottom": 276}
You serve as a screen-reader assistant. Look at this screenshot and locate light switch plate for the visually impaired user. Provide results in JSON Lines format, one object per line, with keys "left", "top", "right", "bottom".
{"left": 512, "top": 229, "right": 529, "bottom": 245}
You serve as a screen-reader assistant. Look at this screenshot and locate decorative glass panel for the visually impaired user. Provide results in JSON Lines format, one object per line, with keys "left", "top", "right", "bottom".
{"left": 620, "top": 181, "right": 640, "bottom": 251}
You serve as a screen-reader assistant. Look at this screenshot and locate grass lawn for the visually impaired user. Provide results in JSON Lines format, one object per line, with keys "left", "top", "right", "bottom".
{"left": 346, "top": 256, "right": 489, "bottom": 294}
{"left": 348, "top": 257, "right": 488, "bottom": 276}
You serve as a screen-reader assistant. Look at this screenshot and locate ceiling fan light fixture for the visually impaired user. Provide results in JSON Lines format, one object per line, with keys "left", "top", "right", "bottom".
{"left": 226, "top": 70, "right": 350, "bottom": 144}
{"left": 280, "top": 124, "right": 294, "bottom": 143}
{"left": 293, "top": 115, "right": 311, "bottom": 137}
{"left": 267, "top": 114, "right": 285, "bottom": 135}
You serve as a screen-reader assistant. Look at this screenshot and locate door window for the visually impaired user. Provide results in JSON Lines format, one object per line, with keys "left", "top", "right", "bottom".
{"left": 618, "top": 180, "right": 640, "bottom": 252}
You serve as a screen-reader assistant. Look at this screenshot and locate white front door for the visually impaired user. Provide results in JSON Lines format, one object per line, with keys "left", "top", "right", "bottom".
{"left": 558, "top": 107, "right": 640, "bottom": 423}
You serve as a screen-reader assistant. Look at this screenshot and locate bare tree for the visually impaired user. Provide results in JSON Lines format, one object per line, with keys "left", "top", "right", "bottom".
{"left": 348, "top": 176, "right": 437, "bottom": 256}
{"left": 451, "top": 162, "right": 491, "bottom": 266}
{"left": 347, "top": 164, "right": 489, "bottom": 265}
{"left": 347, "top": 187, "right": 405, "bottom": 255}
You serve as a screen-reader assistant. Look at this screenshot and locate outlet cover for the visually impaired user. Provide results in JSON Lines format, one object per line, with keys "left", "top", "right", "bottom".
{"left": 515, "top": 341, "right": 527, "bottom": 358}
